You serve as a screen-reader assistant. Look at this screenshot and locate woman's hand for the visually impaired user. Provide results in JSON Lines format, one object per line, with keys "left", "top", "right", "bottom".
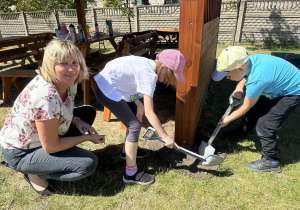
{"left": 73, "top": 116, "right": 98, "bottom": 135}
{"left": 89, "top": 134, "right": 105, "bottom": 144}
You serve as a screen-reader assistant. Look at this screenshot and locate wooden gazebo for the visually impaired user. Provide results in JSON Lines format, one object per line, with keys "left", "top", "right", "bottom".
{"left": 74, "top": 0, "right": 222, "bottom": 146}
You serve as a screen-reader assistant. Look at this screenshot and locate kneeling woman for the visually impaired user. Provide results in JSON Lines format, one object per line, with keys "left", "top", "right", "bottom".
{"left": 0, "top": 39, "right": 105, "bottom": 195}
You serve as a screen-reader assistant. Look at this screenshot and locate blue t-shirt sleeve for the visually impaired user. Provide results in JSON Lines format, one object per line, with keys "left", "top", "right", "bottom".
{"left": 246, "top": 80, "right": 269, "bottom": 99}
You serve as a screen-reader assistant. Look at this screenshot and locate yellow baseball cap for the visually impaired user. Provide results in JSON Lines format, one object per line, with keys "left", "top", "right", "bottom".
{"left": 212, "top": 46, "right": 249, "bottom": 81}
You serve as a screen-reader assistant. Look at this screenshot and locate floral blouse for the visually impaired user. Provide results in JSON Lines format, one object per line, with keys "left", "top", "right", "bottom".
{"left": 0, "top": 75, "right": 77, "bottom": 150}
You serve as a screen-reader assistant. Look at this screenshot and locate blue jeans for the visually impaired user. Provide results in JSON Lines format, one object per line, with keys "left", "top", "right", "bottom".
{"left": 1, "top": 105, "right": 98, "bottom": 181}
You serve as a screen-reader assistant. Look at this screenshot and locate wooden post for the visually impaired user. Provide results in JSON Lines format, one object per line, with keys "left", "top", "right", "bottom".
{"left": 175, "top": 0, "right": 222, "bottom": 146}
{"left": 21, "top": 11, "right": 29, "bottom": 36}
{"left": 133, "top": 6, "right": 139, "bottom": 32}
{"left": 235, "top": 0, "right": 247, "bottom": 43}
{"left": 75, "top": 0, "right": 88, "bottom": 41}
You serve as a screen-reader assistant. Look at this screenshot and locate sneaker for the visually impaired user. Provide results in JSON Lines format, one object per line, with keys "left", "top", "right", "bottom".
{"left": 248, "top": 156, "right": 281, "bottom": 173}
{"left": 123, "top": 169, "right": 155, "bottom": 185}
{"left": 120, "top": 148, "right": 147, "bottom": 160}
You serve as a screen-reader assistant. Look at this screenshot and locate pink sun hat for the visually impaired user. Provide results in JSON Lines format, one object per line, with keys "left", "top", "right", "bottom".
{"left": 156, "top": 49, "right": 186, "bottom": 83}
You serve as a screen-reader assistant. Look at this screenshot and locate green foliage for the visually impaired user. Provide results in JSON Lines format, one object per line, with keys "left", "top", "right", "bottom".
{"left": 223, "top": 0, "right": 238, "bottom": 12}
{"left": 0, "top": 0, "right": 96, "bottom": 12}
{"left": 15, "top": 0, "right": 76, "bottom": 11}
{"left": 0, "top": 0, "right": 16, "bottom": 12}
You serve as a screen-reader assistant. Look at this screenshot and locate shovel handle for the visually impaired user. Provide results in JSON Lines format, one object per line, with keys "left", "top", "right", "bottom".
{"left": 207, "top": 96, "right": 244, "bottom": 145}
{"left": 156, "top": 137, "right": 206, "bottom": 161}
{"left": 207, "top": 104, "right": 234, "bottom": 145}
{"left": 177, "top": 146, "right": 207, "bottom": 161}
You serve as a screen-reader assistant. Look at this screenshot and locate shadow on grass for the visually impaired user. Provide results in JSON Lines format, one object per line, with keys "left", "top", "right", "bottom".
{"left": 51, "top": 144, "right": 126, "bottom": 197}
{"left": 51, "top": 143, "right": 233, "bottom": 196}
{"left": 50, "top": 144, "right": 168, "bottom": 197}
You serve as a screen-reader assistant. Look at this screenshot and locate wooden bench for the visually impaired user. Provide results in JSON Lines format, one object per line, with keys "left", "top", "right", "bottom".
{"left": 120, "top": 30, "right": 152, "bottom": 40}
{"left": 0, "top": 46, "right": 34, "bottom": 66}
{"left": 28, "top": 39, "right": 89, "bottom": 67}
{"left": 0, "top": 69, "right": 37, "bottom": 103}
{"left": 0, "top": 38, "right": 90, "bottom": 104}
{"left": 0, "top": 34, "right": 55, "bottom": 103}
{"left": 0, "top": 34, "right": 55, "bottom": 66}
{"left": 28, "top": 40, "right": 51, "bottom": 66}
{"left": 116, "top": 31, "right": 158, "bottom": 59}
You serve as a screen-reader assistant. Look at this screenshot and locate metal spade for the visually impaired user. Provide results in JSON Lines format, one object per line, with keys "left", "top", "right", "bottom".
{"left": 142, "top": 127, "right": 224, "bottom": 166}
{"left": 198, "top": 94, "right": 244, "bottom": 165}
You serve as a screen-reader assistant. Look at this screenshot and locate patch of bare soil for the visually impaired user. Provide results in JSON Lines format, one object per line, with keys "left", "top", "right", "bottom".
{"left": 137, "top": 83, "right": 227, "bottom": 179}
{"left": 92, "top": 141, "right": 226, "bottom": 180}
{"left": 140, "top": 140, "right": 227, "bottom": 179}
{"left": 86, "top": 83, "right": 226, "bottom": 180}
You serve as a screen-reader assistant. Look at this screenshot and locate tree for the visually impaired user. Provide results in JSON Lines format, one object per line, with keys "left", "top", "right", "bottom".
{"left": 0, "top": 0, "right": 17, "bottom": 12}
{"left": 103, "top": 0, "right": 136, "bottom": 32}
{"left": 0, "top": 0, "right": 96, "bottom": 12}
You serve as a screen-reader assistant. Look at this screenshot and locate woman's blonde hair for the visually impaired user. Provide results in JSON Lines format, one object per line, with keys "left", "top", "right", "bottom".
{"left": 155, "top": 59, "right": 177, "bottom": 88}
{"left": 40, "top": 39, "right": 89, "bottom": 84}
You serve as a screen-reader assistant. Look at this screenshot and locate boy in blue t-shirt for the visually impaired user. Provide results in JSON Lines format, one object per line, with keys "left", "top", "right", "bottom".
{"left": 212, "top": 46, "right": 300, "bottom": 173}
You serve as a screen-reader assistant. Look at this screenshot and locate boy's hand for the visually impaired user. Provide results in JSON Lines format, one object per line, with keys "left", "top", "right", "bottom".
{"left": 232, "top": 91, "right": 244, "bottom": 100}
{"left": 219, "top": 116, "right": 230, "bottom": 127}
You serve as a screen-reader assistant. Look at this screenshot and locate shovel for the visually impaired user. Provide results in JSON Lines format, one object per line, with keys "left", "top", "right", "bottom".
{"left": 198, "top": 94, "right": 244, "bottom": 164}
{"left": 142, "top": 127, "right": 224, "bottom": 166}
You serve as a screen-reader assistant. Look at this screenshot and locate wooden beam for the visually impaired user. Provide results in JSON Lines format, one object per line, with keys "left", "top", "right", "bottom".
{"left": 75, "top": 0, "right": 88, "bottom": 41}
{"left": 175, "top": 0, "right": 221, "bottom": 146}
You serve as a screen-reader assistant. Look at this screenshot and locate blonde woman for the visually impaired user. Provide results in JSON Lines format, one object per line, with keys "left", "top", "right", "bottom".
{"left": 0, "top": 39, "right": 105, "bottom": 195}
{"left": 94, "top": 49, "right": 186, "bottom": 185}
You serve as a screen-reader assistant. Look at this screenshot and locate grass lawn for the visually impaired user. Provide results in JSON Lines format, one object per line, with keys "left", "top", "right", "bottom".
{"left": 0, "top": 41, "right": 300, "bottom": 209}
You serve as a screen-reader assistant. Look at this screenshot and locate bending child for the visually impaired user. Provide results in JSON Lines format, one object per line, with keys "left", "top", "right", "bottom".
{"left": 212, "top": 46, "right": 300, "bottom": 173}
{"left": 94, "top": 49, "right": 186, "bottom": 185}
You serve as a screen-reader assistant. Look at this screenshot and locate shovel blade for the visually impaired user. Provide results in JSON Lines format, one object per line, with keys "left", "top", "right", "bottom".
{"left": 199, "top": 155, "right": 224, "bottom": 166}
{"left": 199, "top": 141, "right": 215, "bottom": 158}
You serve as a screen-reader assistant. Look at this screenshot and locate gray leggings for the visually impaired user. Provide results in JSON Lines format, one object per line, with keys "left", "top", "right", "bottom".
{"left": 1, "top": 105, "right": 98, "bottom": 181}
{"left": 95, "top": 85, "right": 141, "bottom": 142}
